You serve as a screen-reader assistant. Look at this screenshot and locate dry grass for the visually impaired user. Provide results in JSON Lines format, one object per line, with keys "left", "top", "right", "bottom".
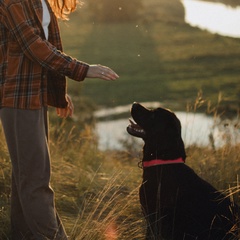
{"left": 0, "top": 108, "right": 239, "bottom": 239}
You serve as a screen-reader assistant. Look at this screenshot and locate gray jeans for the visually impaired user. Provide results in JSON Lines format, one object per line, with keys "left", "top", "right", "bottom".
{"left": 0, "top": 107, "right": 67, "bottom": 240}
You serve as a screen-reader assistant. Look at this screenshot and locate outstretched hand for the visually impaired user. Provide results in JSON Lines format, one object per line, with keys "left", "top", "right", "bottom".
{"left": 56, "top": 65, "right": 118, "bottom": 117}
{"left": 86, "top": 64, "right": 119, "bottom": 81}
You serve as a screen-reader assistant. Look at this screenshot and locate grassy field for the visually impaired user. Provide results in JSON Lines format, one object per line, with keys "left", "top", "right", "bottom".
{"left": 0, "top": 120, "right": 239, "bottom": 239}
{"left": 59, "top": 0, "right": 240, "bottom": 112}
{"left": 0, "top": 0, "right": 240, "bottom": 239}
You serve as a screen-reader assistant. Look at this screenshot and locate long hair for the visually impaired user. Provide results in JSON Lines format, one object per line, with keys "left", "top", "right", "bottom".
{"left": 48, "top": 0, "right": 82, "bottom": 20}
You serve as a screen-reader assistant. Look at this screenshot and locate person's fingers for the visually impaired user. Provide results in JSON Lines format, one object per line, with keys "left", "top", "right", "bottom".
{"left": 56, "top": 108, "right": 67, "bottom": 118}
{"left": 87, "top": 64, "right": 119, "bottom": 80}
{"left": 99, "top": 66, "right": 119, "bottom": 80}
{"left": 66, "top": 95, "right": 74, "bottom": 116}
{"left": 56, "top": 106, "right": 72, "bottom": 118}
{"left": 67, "top": 104, "right": 73, "bottom": 117}
{"left": 56, "top": 94, "right": 74, "bottom": 118}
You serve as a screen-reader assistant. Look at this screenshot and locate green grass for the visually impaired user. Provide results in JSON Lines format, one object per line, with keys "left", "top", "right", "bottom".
{"left": 59, "top": 0, "right": 240, "bottom": 111}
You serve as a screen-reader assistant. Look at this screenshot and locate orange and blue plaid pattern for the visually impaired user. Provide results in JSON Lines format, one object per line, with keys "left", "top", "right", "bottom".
{"left": 0, "top": 0, "right": 89, "bottom": 109}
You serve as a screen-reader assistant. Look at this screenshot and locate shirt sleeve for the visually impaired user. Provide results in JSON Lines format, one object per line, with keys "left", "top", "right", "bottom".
{"left": 3, "top": 1, "right": 89, "bottom": 81}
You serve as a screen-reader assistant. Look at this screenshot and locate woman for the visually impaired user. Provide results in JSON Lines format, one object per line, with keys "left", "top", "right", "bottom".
{"left": 0, "top": 0, "right": 119, "bottom": 239}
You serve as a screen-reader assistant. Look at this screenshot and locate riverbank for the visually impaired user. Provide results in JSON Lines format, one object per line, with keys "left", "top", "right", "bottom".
{"left": 94, "top": 104, "right": 240, "bottom": 150}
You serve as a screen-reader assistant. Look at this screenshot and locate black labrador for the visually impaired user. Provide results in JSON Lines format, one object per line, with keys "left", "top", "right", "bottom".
{"left": 127, "top": 102, "right": 239, "bottom": 240}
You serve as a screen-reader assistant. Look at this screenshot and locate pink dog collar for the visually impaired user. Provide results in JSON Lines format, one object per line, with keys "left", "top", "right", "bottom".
{"left": 142, "top": 158, "right": 184, "bottom": 168}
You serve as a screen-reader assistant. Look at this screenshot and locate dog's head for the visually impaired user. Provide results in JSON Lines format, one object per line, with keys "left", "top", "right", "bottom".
{"left": 127, "top": 102, "right": 186, "bottom": 161}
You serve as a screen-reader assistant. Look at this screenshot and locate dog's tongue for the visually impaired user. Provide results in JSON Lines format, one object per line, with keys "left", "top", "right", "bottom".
{"left": 127, "top": 119, "right": 146, "bottom": 138}
{"left": 129, "top": 119, "right": 141, "bottom": 129}
{"left": 129, "top": 119, "right": 135, "bottom": 125}
{"left": 128, "top": 119, "right": 146, "bottom": 135}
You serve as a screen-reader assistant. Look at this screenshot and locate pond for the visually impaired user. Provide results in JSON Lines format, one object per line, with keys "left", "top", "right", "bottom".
{"left": 182, "top": 0, "right": 240, "bottom": 38}
{"left": 94, "top": 1, "right": 240, "bottom": 150}
{"left": 94, "top": 103, "right": 240, "bottom": 151}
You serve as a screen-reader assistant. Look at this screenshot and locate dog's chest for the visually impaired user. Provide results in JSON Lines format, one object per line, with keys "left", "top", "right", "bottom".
{"left": 141, "top": 165, "right": 184, "bottom": 206}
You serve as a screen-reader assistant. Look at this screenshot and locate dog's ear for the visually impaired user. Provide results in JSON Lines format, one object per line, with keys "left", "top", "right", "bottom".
{"left": 167, "top": 114, "right": 186, "bottom": 161}
{"left": 150, "top": 109, "right": 186, "bottom": 160}
{"left": 152, "top": 109, "right": 181, "bottom": 135}
{"left": 172, "top": 114, "right": 182, "bottom": 136}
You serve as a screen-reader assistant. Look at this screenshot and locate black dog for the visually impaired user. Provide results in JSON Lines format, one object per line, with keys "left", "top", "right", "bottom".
{"left": 127, "top": 102, "right": 239, "bottom": 240}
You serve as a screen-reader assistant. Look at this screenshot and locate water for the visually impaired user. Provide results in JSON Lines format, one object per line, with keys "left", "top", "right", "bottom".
{"left": 95, "top": 1, "right": 240, "bottom": 150}
{"left": 95, "top": 104, "right": 240, "bottom": 150}
{"left": 182, "top": 0, "right": 240, "bottom": 38}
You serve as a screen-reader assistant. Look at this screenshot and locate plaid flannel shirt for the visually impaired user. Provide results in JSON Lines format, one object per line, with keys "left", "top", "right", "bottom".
{"left": 0, "top": 0, "right": 89, "bottom": 109}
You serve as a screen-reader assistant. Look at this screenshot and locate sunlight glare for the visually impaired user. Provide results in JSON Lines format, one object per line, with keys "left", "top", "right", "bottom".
{"left": 104, "top": 222, "right": 118, "bottom": 240}
{"left": 182, "top": 0, "right": 240, "bottom": 38}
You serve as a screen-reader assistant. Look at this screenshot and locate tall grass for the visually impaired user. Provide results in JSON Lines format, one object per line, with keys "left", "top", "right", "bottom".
{"left": 0, "top": 103, "right": 239, "bottom": 239}
{"left": 48, "top": 123, "right": 145, "bottom": 239}
{"left": 0, "top": 128, "right": 11, "bottom": 239}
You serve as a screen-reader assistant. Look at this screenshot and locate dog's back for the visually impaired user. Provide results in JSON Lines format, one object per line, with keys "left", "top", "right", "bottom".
{"left": 141, "top": 164, "right": 238, "bottom": 240}
{"left": 127, "top": 103, "right": 239, "bottom": 240}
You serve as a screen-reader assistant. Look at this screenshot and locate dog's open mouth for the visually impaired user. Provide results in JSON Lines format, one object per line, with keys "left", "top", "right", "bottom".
{"left": 127, "top": 119, "right": 146, "bottom": 138}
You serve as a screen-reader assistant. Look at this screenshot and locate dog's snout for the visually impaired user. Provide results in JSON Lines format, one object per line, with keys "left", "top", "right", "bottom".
{"left": 132, "top": 102, "right": 139, "bottom": 108}
{"left": 131, "top": 102, "right": 140, "bottom": 113}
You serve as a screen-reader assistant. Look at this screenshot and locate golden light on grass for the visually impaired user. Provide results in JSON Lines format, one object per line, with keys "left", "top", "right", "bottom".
{"left": 104, "top": 221, "right": 118, "bottom": 240}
